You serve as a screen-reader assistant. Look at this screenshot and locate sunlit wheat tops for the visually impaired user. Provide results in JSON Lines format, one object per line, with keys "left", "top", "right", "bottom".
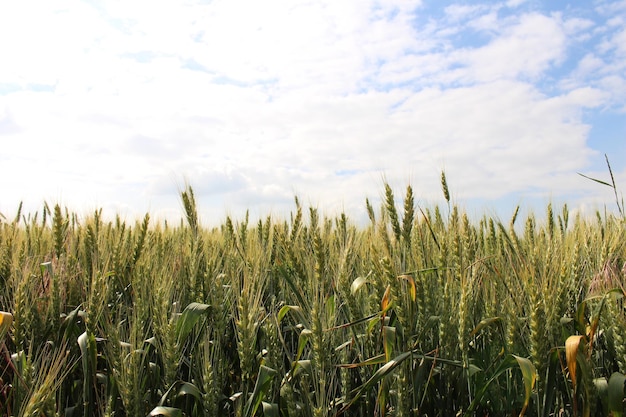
{"left": 0, "top": 170, "right": 625, "bottom": 417}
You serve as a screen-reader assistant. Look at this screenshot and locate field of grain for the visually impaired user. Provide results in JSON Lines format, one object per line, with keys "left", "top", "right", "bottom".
{"left": 1, "top": 178, "right": 625, "bottom": 417}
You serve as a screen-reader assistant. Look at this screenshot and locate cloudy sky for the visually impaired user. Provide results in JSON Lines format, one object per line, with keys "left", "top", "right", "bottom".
{"left": 1, "top": 0, "right": 625, "bottom": 226}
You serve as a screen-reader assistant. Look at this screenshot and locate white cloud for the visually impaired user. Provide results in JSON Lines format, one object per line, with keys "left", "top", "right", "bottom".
{"left": 444, "top": 4, "right": 489, "bottom": 22}
{"left": 506, "top": 0, "right": 527, "bottom": 7}
{"left": 458, "top": 13, "right": 567, "bottom": 83}
{"left": 0, "top": 0, "right": 623, "bottom": 224}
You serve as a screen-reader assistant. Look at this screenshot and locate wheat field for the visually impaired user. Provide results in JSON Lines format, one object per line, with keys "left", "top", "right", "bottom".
{"left": 1, "top": 177, "right": 625, "bottom": 417}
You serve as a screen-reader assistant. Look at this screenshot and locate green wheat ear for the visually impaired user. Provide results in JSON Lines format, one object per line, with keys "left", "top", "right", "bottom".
{"left": 181, "top": 184, "right": 199, "bottom": 233}
{"left": 441, "top": 171, "right": 450, "bottom": 205}
{"left": 52, "top": 204, "right": 67, "bottom": 259}
{"left": 384, "top": 183, "right": 401, "bottom": 242}
{"left": 402, "top": 185, "right": 414, "bottom": 248}
{"left": 365, "top": 197, "right": 376, "bottom": 225}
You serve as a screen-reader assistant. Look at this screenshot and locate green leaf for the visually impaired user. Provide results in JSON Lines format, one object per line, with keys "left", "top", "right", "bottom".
{"left": 277, "top": 305, "right": 304, "bottom": 324}
{"left": 60, "top": 305, "right": 86, "bottom": 341}
{"left": 293, "top": 359, "right": 311, "bottom": 378}
{"left": 40, "top": 261, "right": 53, "bottom": 277}
{"left": 542, "top": 349, "right": 561, "bottom": 417}
{"left": 174, "top": 381, "right": 204, "bottom": 404}
{"left": 78, "top": 331, "right": 97, "bottom": 417}
{"left": 512, "top": 355, "right": 537, "bottom": 417}
{"left": 366, "top": 314, "right": 382, "bottom": 334}
{"left": 342, "top": 350, "right": 413, "bottom": 412}
{"left": 338, "top": 354, "right": 386, "bottom": 369}
{"left": 174, "top": 302, "right": 211, "bottom": 344}
{"left": 351, "top": 277, "right": 369, "bottom": 295}
{"left": 244, "top": 365, "right": 278, "bottom": 417}
{"left": 575, "top": 301, "right": 587, "bottom": 335}
{"left": 470, "top": 317, "right": 501, "bottom": 337}
{"left": 414, "top": 357, "right": 434, "bottom": 410}
{"left": 325, "top": 294, "right": 336, "bottom": 327}
{"left": 466, "top": 355, "right": 536, "bottom": 416}
{"left": 468, "top": 364, "right": 482, "bottom": 378}
{"left": 594, "top": 377, "right": 609, "bottom": 417}
{"left": 148, "top": 406, "right": 183, "bottom": 417}
{"left": 262, "top": 402, "right": 279, "bottom": 417}
{"left": 578, "top": 172, "right": 613, "bottom": 188}
{"left": 608, "top": 372, "right": 626, "bottom": 417}
{"left": 296, "top": 329, "right": 312, "bottom": 362}
{"left": 144, "top": 336, "right": 158, "bottom": 349}
{"left": 383, "top": 326, "right": 396, "bottom": 362}
{"left": 587, "top": 289, "right": 623, "bottom": 349}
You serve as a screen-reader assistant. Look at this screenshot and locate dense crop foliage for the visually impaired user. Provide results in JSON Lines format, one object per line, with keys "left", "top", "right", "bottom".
{"left": 0, "top": 180, "right": 625, "bottom": 417}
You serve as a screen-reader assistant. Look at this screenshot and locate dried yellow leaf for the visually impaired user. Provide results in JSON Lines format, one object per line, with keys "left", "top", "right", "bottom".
{"left": 0, "top": 311, "right": 13, "bottom": 333}
{"left": 566, "top": 335, "right": 586, "bottom": 392}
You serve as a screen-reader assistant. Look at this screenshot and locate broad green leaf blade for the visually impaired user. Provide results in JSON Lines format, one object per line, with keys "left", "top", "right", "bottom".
{"left": 512, "top": 355, "right": 537, "bottom": 417}
{"left": 262, "top": 401, "right": 279, "bottom": 417}
{"left": 338, "top": 354, "right": 386, "bottom": 369}
{"left": 575, "top": 301, "right": 587, "bottom": 335}
{"left": 542, "top": 350, "right": 560, "bottom": 417}
{"left": 325, "top": 294, "right": 336, "bottom": 327}
{"left": 148, "top": 406, "right": 183, "bottom": 417}
{"left": 40, "top": 261, "right": 53, "bottom": 276}
{"left": 415, "top": 357, "right": 434, "bottom": 410}
{"left": 293, "top": 359, "right": 312, "bottom": 377}
{"left": 465, "top": 355, "right": 520, "bottom": 416}
{"left": 594, "top": 377, "right": 609, "bottom": 417}
{"left": 342, "top": 350, "right": 413, "bottom": 412}
{"left": 351, "top": 277, "right": 369, "bottom": 295}
{"left": 383, "top": 326, "right": 396, "bottom": 362}
{"left": 577, "top": 350, "right": 594, "bottom": 417}
{"left": 366, "top": 314, "right": 382, "bottom": 334}
{"left": 470, "top": 317, "right": 501, "bottom": 337}
{"left": 61, "top": 306, "right": 88, "bottom": 349}
{"left": 468, "top": 364, "right": 482, "bottom": 377}
{"left": 229, "top": 392, "right": 243, "bottom": 403}
{"left": 244, "top": 365, "right": 277, "bottom": 417}
{"left": 78, "top": 331, "right": 97, "bottom": 417}
{"left": 144, "top": 336, "right": 158, "bottom": 349}
{"left": 277, "top": 305, "right": 304, "bottom": 324}
{"left": 174, "top": 302, "right": 211, "bottom": 344}
{"left": 296, "top": 329, "right": 312, "bottom": 361}
{"left": 174, "top": 381, "right": 204, "bottom": 404}
{"left": 608, "top": 372, "right": 626, "bottom": 417}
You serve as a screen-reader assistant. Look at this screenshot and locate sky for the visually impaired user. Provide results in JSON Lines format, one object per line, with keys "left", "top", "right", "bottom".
{"left": 1, "top": 0, "right": 625, "bottom": 227}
